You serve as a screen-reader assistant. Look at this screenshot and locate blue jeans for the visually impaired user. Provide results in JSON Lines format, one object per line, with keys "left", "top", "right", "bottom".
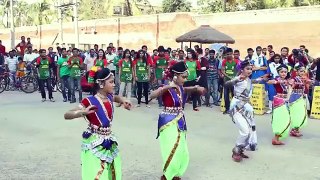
{"left": 115, "top": 71, "right": 120, "bottom": 95}
{"left": 38, "top": 78, "right": 53, "bottom": 99}
{"left": 206, "top": 78, "right": 219, "bottom": 104}
{"left": 9, "top": 71, "right": 16, "bottom": 85}
{"left": 224, "top": 84, "right": 234, "bottom": 112}
{"left": 69, "top": 77, "right": 82, "bottom": 101}
{"left": 61, "top": 75, "right": 71, "bottom": 100}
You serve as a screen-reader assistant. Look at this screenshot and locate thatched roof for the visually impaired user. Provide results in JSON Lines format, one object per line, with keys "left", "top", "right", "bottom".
{"left": 176, "top": 25, "right": 235, "bottom": 44}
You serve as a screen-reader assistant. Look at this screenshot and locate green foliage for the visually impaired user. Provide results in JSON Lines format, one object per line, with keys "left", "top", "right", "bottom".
{"left": 78, "top": 0, "right": 108, "bottom": 20}
{"left": 197, "top": 0, "right": 320, "bottom": 13}
{"left": 162, "top": 0, "right": 192, "bottom": 13}
{"left": 1, "top": 0, "right": 319, "bottom": 28}
{"left": 197, "top": 0, "right": 223, "bottom": 13}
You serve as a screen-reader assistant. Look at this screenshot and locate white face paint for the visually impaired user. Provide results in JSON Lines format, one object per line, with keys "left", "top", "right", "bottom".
{"left": 187, "top": 53, "right": 192, "bottom": 59}
{"left": 98, "top": 52, "right": 104, "bottom": 57}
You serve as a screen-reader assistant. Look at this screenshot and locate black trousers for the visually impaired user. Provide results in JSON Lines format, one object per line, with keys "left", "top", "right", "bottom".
{"left": 137, "top": 81, "right": 149, "bottom": 104}
{"left": 184, "top": 80, "right": 199, "bottom": 109}
{"left": 38, "top": 78, "right": 53, "bottom": 99}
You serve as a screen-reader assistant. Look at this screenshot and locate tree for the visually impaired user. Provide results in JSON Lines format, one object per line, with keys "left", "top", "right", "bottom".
{"left": 14, "top": 1, "right": 29, "bottom": 27}
{"left": 162, "top": 0, "right": 192, "bottom": 13}
{"left": 0, "top": 0, "right": 10, "bottom": 28}
{"left": 78, "top": 0, "right": 108, "bottom": 20}
{"left": 197, "top": 0, "right": 320, "bottom": 13}
{"left": 29, "top": 0, "right": 54, "bottom": 25}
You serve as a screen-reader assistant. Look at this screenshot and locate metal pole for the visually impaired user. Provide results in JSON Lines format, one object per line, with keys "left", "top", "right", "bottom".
{"left": 58, "top": 0, "right": 63, "bottom": 43}
{"left": 73, "top": 0, "right": 79, "bottom": 48}
{"left": 10, "top": 0, "right": 15, "bottom": 49}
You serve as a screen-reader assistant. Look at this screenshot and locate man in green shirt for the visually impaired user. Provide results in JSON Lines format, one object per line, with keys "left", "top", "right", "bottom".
{"left": 220, "top": 48, "right": 239, "bottom": 114}
{"left": 57, "top": 48, "right": 71, "bottom": 102}
{"left": 154, "top": 46, "right": 169, "bottom": 108}
{"left": 36, "top": 49, "right": 55, "bottom": 102}
{"left": 113, "top": 47, "right": 123, "bottom": 95}
{"left": 68, "top": 48, "right": 84, "bottom": 103}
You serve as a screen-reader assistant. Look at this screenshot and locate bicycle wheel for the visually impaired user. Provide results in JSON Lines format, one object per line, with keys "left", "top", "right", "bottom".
{"left": 57, "top": 79, "right": 62, "bottom": 93}
{"left": 0, "top": 77, "right": 7, "bottom": 93}
{"left": 20, "top": 76, "right": 38, "bottom": 93}
{"left": 200, "top": 95, "right": 206, "bottom": 103}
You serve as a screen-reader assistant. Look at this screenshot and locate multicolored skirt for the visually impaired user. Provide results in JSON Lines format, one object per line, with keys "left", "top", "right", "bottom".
{"left": 81, "top": 133, "right": 121, "bottom": 180}
{"left": 289, "top": 93, "right": 308, "bottom": 129}
{"left": 272, "top": 96, "right": 291, "bottom": 140}
{"left": 159, "top": 117, "right": 189, "bottom": 180}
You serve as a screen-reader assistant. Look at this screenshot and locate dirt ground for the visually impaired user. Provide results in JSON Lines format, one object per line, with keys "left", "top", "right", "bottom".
{"left": 1, "top": 92, "right": 320, "bottom": 180}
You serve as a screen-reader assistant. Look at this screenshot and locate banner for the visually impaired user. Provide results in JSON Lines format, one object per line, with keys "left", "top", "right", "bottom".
{"left": 221, "top": 84, "right": 265, "bottom": 114}
{"left": 310, "top": 86, "right": 320, "bottom": 119}
{"left": 250, "top": 84, "right": 266, "bottom": 115}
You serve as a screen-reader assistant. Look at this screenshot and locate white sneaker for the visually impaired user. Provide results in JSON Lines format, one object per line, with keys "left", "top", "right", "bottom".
{"left": 266, "top": 109, "right": 272, "bottom": 114}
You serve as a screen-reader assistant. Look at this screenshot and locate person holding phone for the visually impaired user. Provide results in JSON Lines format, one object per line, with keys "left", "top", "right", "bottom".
{"left": 68, "top": 48, "right": 84, "bottom": 103}
{"left": 64, "top": 67, "right": 132, "bottom": 180}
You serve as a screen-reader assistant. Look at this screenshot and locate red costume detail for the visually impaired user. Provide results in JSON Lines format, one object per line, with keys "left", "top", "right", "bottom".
{"left": 81, "top": 97, "right": 113, "bottom": 126}
{"left": 162, "top": 91, "right": 175, "bottom": 107}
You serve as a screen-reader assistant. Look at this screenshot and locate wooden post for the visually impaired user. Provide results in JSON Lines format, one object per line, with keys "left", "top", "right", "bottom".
{"left": 189, "top": 42, "right": 191, "bottom": 48}
{"left": 156, "top": 15, "right": 159, "bottom": 48}
{"left": 117, "top": 18, "right": 120, "bottom": 48}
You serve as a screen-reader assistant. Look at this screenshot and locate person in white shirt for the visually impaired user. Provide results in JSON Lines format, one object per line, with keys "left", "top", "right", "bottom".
{"left": 23, "top": 46, "right": 39, "bottom": 65}
{"left": 5, "top": 50, "right": 18, "bottom": 85}
{"left": 106, "top": 46, "right": 117, "bottom": 74}
{"left": 84, "top": 49, "right": 96, "bottom": 71}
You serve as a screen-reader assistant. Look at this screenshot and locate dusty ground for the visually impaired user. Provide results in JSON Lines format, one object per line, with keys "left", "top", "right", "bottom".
{"left": 0, "top": 91, "right": 320, "bottom": 180}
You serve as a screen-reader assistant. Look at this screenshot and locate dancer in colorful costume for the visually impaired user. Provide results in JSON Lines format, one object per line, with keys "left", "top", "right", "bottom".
{"left": 226, "top": 60, "right": 262, "bottom": 162}
{"left": 267, "top": 64, "right": 292, "bottom": 145}
{"left": 150, "top": 61, "right": 204, "bottom": 180}
{"left": 64, "top": 67, "right": 132, "bottom": 180}
{"left": 289, "top": 64, "right": 311, "bottom": 137}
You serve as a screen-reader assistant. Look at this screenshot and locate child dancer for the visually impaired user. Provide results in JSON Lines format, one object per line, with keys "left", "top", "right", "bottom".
{"left": 289, "top": 64, "right": 311, "bottom": 137}
{"left": 267, "top": 64, "right": 292, "bottom": 145}
{"left": 225, "top": 60, "right": 261, "bottom": 162}
{"left": 64, "top": 67, "right": 132, "bottom": 180}
{"left": 150, "top": 61, "right": 204, "bottom": 180}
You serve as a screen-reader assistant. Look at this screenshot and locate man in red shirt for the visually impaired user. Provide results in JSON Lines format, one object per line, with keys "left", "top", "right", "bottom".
{"left": 15, "top": 36, "right": 27, "bottom": 56}
{"left": 0, "top": 40, "right": 6, "bottom": 55}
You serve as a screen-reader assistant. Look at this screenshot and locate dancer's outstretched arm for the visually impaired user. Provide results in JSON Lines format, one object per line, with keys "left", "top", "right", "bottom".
{"left": 64, "top": 105, "right": 96, "bottom": 120}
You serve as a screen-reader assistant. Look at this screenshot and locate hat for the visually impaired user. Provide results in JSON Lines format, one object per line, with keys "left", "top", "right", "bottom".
{"left": 171, "top": 61, "right": 188, "bottom": 74}
{"left": 276, "top": 64, "right": 288, "bottom": 72}
{"left": 240, "top": 60, "right": 251, "bottom": 69}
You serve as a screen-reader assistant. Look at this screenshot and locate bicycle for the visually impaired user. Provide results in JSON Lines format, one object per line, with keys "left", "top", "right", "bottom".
{"left": 0, "top": 71, "right": 9, "bottom": 93}
{"left": 57, "top": 70, "right": 86, "bottom": 93}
